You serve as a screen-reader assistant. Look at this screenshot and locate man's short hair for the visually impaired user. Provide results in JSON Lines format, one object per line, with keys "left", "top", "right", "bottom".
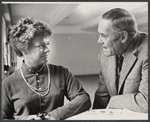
{"left": 102, "top": 8, "right": 137, "bottom": 37}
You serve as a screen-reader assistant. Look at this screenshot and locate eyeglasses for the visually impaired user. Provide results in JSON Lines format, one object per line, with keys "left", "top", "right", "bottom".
{"left": 35, "top": 44, "right": 50, "bottom": 52}
{"left": 36, "top": 45, "right": 46, "bottom": 50}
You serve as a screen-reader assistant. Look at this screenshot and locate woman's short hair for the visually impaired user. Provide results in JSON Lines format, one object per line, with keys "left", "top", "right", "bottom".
{"left": 102, "top": 8, "right": 137, "bottom": 37}
{"left": 8, "top": 17, "right": 53, "bottom": 57}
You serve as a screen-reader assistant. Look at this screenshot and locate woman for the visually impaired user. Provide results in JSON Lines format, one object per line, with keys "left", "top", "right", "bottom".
{"left": 2, "top": 17, "right": 91, "bottom": 120}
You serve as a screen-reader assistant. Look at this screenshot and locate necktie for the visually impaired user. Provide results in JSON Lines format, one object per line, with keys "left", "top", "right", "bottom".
{"left": 118, "top": 55, "right": 124, "bottom": 73}
{"left": 116, "top": 55, "right": 124, "bottom": 90}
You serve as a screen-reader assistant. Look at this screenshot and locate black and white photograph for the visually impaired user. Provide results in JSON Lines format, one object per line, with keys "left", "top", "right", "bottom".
{"left": 1, "top": 1, "right": 148, "bottom": 120}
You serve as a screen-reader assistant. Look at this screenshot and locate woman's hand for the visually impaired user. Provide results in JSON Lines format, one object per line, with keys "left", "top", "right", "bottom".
{"left": 25, "top": 113, "right": 56, "bottom": 120}
{"left": 44, "top": 114, "right": 56, "bottom": 120}
{"left": 26, "top": 115, "right": 42, "bottom": 120}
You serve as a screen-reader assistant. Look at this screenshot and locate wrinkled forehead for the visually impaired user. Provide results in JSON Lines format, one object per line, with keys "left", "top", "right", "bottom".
{"left": 98, "top": 18, "right": 113, "bottom": 34}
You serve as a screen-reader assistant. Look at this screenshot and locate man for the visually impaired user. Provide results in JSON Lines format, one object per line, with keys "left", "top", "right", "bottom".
{"left": 93, "top": 8, "right": 148, "bottom": 113}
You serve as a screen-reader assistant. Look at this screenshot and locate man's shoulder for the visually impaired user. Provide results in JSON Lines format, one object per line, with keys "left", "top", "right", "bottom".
{"left": 139, "top": 31, "right": 148, "bottom": 39}
{"left": 130, "top": 31, "right": 148, "bottom": 57}
{"left": 137, "top": 32, "right": 148, "bottom": 55}
{"left": 138, "top": 31, "right": 148, "bottom": 45}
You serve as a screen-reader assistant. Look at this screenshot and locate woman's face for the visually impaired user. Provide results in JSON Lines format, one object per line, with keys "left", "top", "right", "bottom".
{"left": 24, "top": 34, "right": 50, "bottom": 66}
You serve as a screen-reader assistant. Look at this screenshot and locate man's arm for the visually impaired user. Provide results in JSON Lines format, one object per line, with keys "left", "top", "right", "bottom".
{"left": 93, "top": 70, "right": 110, "bottom": 109}
{"left": 93, "top": 52, "right": 110, "bottom": 109}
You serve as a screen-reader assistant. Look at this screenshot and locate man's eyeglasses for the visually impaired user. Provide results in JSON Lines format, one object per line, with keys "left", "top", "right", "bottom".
{"left": 36, "top": 45, "right": 45, "bottom": 50}
{"left": 35, "top": 44, "right": 50, "bottom": 51}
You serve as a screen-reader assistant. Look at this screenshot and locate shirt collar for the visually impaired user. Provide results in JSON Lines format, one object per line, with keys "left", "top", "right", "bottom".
{"left": 21, "top": 60, "right": 46, "bottom": 74}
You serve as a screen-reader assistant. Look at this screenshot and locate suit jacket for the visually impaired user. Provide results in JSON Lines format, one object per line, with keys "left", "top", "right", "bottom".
{"left": 93, "top": 31, "right": 148, "bottom": 113}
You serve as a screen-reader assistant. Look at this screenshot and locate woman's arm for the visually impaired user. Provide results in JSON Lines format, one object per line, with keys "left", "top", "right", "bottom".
{"left": 47, "top": 67, "right": 91, "bottom": 120}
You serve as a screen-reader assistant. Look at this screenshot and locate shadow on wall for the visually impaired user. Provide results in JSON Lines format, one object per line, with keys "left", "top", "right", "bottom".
{"left": 64, "top": 74, "right": 99, "bottom": 108}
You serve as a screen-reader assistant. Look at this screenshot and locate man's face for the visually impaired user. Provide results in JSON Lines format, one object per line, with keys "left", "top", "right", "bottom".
{"left": 24, "top": 34, "right": 50, "bottom": 65}
{"left": 97, "top": 18, "right": 124, "bottom": 56}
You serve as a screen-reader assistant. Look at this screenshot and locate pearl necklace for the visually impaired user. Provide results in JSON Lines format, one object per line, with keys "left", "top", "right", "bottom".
{"left": 20, "top": 63, "right": 51, "bottom": 97}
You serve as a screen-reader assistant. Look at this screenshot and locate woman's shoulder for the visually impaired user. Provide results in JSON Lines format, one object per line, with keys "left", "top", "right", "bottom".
{"left": 46, "top": 63, "right": 68, "bottom": 70}
{"left": 2, "top": 69, "right": 21, "bottom": 86}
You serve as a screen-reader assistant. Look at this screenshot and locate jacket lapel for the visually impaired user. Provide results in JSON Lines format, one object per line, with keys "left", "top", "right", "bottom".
{"left": 118, "top": 52, "right": 137, "bottom": 93}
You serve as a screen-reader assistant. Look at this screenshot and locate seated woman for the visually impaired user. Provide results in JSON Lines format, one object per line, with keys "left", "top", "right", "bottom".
{"left": 2, "top": 17, "right": 91, "bottom": 120}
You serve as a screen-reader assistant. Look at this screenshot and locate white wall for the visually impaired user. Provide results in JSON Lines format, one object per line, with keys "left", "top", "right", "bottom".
{"left": 48, "top": 33, "right": 100, "bottom": 75}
